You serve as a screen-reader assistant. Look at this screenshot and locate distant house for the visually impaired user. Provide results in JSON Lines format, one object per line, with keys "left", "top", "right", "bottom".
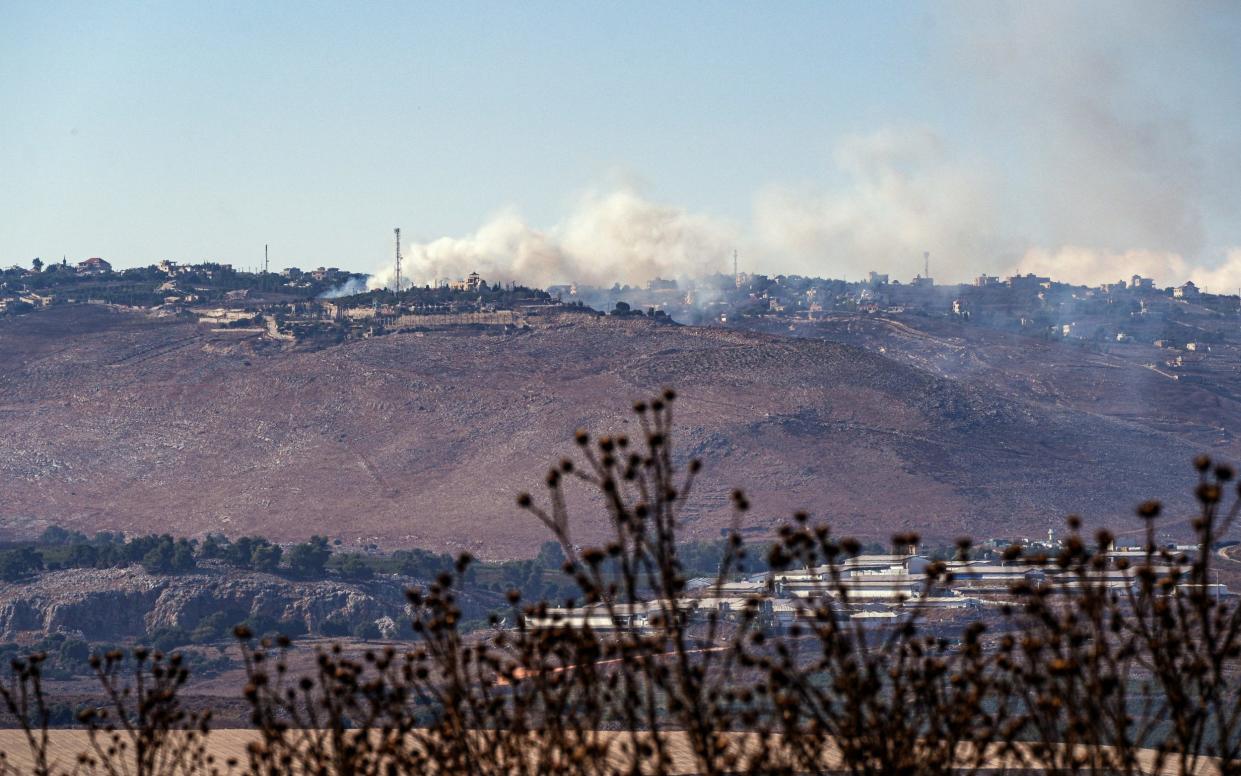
{"left": 1174, "top": 281, "right": 1200, "bottom": 299}
{"left": 76, "top": 257, "right": 112, "bottom": 275}
{"left": 449, "top": 271, "right": 485, "bottom": 292}
{"left": 647, "top": 277, "right": 677, "bottom": 292}
{"left": 1008, "top": 273, "right": 1051, "bottom": 291}
{"left": 1170, "top": 353, "right": 1206, "bottom": 368}
{"left": 196, "top": 308, "right": 255, "bottom": 325}
{"left": 1131, "top": 274, "right": 1156, "bottom": 291}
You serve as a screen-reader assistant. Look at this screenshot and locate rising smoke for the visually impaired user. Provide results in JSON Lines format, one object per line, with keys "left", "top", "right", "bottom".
{"left": 943, "top": 0, "right": 1241, "bottom": 287}
{"left": 366, "top": 2, "right": 1240, "bottom": 292}
{"left": 752, "top": 127, "right": 1009, "bottom": 282}
{"left": 319, "top": 277, "right": 368, "bottom": 299}
{"left": 368, "top": 190, "right": 738, "bottom": 290}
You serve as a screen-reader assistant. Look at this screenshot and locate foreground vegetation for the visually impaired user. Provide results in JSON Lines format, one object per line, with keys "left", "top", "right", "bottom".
{"left": 3, "top": 391, "right": 1241, "bottom": 774}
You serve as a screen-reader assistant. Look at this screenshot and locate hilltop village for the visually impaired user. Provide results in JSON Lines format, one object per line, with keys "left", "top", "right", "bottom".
{"left": 562, "top": 268, "right": 1241, "bottom": 382}
{"left": 4, "top": 257, "right": 1241, "bottom": 375}
{"left": 0, "top": 259, "right": 577, "bottom": 346}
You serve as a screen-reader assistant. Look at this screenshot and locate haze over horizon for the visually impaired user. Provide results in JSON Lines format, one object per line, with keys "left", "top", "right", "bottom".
{"left": 4, "top": 1, "right": 1241, "bottom": 290}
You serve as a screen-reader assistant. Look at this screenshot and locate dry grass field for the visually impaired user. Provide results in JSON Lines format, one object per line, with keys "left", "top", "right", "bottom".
{"left": 0, "top": 728, "right": 1225, "bottom": 775}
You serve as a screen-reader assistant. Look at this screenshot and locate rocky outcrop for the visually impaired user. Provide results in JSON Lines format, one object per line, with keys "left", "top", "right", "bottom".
{"left": 0, "top": 564, "right": 414, "bottom": 642}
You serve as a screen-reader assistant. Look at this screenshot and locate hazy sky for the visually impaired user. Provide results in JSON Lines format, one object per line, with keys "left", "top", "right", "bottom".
{"left": 3, "top": 2, "right": 1240, "bottom": 288}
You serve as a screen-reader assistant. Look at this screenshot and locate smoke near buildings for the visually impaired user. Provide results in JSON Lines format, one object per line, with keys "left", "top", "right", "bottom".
{"left": 366, "top": 1, "right": 1240, "bottom": 292}
{"left": 368, "top": 190, "right": 738, "bottom": 290}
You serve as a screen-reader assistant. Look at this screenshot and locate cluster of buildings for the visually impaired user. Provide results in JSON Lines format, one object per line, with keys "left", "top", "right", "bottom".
{"left": 526, "top": 539, "right": 1226, "bottom": 639}
{"left": 1, "top": 258, "right": 548, "bottom": 344}
{"left": 0, "top": 257, "right": 116, "bottom": 312}
{"left": 545, "top": 266, "right": 1240, "bottom": 362}
{"left": 8, "top": 253, "right": 1241, "bottom": 369}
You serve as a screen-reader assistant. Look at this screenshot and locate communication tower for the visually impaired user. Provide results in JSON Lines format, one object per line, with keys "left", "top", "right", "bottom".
{"left": 394, "top": 228, "right": 402, "bottom": 292}
{"left": 264, "top": 244, "right": 269, "bottom": 274}
{"left": 923, "top": 251, "right": 930, "bottom": 279}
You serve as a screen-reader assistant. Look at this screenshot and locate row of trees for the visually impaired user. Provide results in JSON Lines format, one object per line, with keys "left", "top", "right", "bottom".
{"left": 2, "top": 532, "right": 339, "bottom": 581}
{"left": 0, "top": 535, "right": 196, "bottom": 581}
{"left": 8, "top": 528, "right": 757, "bottom": 598}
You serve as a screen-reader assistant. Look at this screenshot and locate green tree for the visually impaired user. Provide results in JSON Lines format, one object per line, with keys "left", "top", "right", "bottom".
{"left": 139, "top": 536, "right": 196, "bottom": 574}
{"left": 287, "top": 536, "right": 331, "bottom": 578}
{"left": 171, "top": 538, "right": 197, "bottom": 572}
{"left": 65, "top": 542, "right": 98, "bottom": 568}
{"left": 141, "top": 539, "right": 176, "bottom": 574}
{"left": 394, "top": 548, "right": 452, "bottom": 578}
{"left": 352, "top": 621, "right": 381, "bottom": 640}
{"left": 250, "top": 543, "right": 283, "bottom": 573}
{"left": 199, "top": 533, "right": 230, "bottom": 560}
{"left": 0, "top": 547, "right": 43, "bottom": 581}
{"left": 337, "top": 555, "right": 373, "bottom": 581}
{"left": 38, "top": 526, "right": 77, "bottom": 545}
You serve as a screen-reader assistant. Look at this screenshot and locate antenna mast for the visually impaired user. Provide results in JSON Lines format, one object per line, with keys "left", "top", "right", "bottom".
{"left": 923, "top": 251, "right": 930, "bottom": 279}
{"left": 394, "top": 228, "right": 402, "bottom": 292}
{"left": 264, "top": 244, "right": 269, "bottom": 274}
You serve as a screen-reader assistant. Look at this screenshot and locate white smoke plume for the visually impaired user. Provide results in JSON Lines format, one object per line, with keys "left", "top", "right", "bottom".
{"left": 752, "top": 127, "right": 1008, "bottom": 281}
{"left": 1013, "top": 247, "right": 1241, "bottom": 294}
{"left": 946, "top": 0, "right": 1241, "bottom": 287}
{"left": 319, "top": 276, "right": 368, "bottom": 299}
{"left": 368, "top": 190, "right": 738, "bottom": 290}
{"left": 363, "top": 3, "right": 1240, "bottom": 293}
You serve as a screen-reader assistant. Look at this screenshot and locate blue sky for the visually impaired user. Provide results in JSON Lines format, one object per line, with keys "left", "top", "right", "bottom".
{"left": 3, "top": 2, "right": 1240, "bottom": 287}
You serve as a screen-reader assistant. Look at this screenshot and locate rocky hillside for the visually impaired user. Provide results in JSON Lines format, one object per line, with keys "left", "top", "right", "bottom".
{"left": 0, "top": 564, "right": 413, "bottom": 642}
{"left": 0, "top": 305, "right": 1206, "bottom": 554}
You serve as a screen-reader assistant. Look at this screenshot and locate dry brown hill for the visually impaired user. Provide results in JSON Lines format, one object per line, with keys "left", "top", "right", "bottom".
{"left": 0, "top": 305, "right": 1204, "bottom": 556}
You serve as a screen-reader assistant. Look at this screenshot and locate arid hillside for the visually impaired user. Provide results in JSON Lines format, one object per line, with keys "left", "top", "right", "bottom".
{"left": 746, "top": 313, "right": 1241, "bottom": 458}
{"left": 0, "top": 305, "right": 1206, "bottom": 556}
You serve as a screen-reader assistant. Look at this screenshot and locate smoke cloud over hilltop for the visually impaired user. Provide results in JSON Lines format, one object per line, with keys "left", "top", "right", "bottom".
{"left": 367, "top": 1, "right": 1239, "bottom": 292}
{"left": 752, "top": 127, "right": 1007, "bottom": 282}
{"left": 946, "top": 0, "right": 1241, "bottom": 287}
{"left": 1014, "top": 247, "right": 1241, "bottom": 295}
{"left": 368, "top": 190, "right": 737, "bottom": 290}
